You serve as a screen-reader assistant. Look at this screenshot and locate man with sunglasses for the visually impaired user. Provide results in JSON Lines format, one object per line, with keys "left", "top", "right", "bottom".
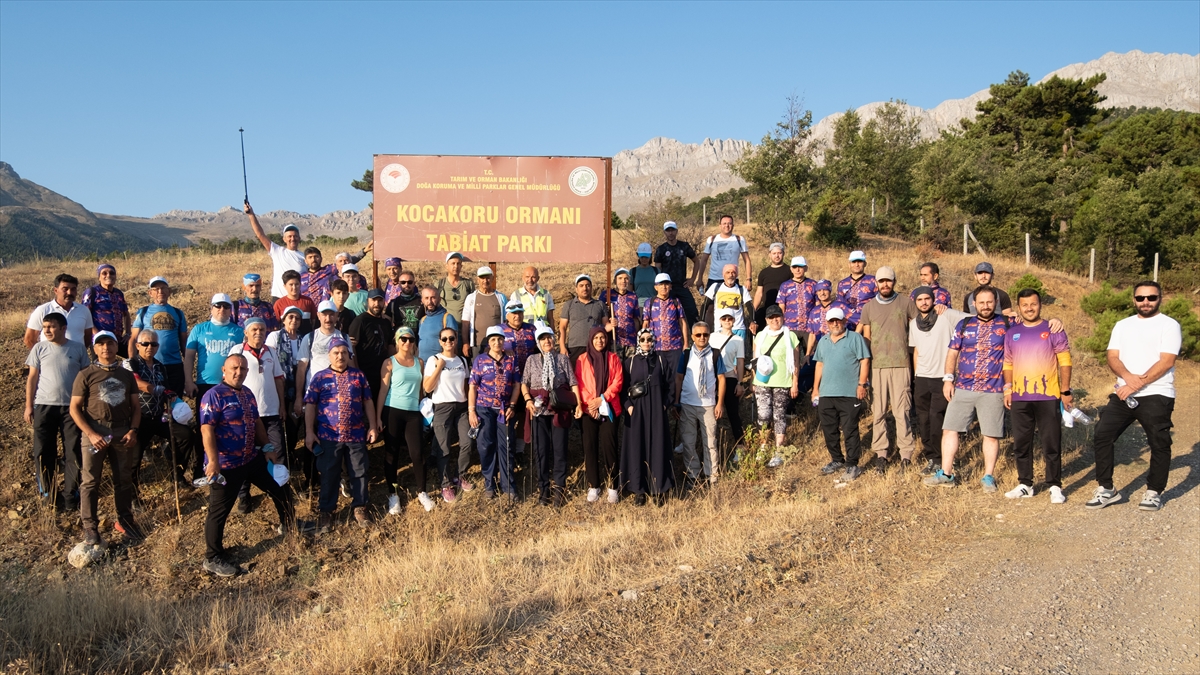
{"left": 124, "top": 330, "right": 198, "bottom": 486}
{"left": 417, "top": 286, "right": 459, "bottom": 362}
{"left": 81, "top": 264, "right": 130, "bottom": 358}
{"left": 348, "top": 289, "right": 394, "bottom": 399}
{"left": 385, "top": 270, "right": 422, "bottom": 333}
{"left": 674, "top": 322, "right": 726, "bottom": 487}
{"left": 1087, "top": 281, "right": 1182, "bottom": 512}
{"left": 184, "top": 294, "right": 245, "bottom": 401}
{"left": 229, "top": 318, "right": 286, "bottom": 514}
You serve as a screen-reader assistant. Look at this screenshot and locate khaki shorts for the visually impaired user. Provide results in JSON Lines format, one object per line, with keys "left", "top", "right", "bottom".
{"left": 942, "top": 389, "right": 1005, "bottom": 438}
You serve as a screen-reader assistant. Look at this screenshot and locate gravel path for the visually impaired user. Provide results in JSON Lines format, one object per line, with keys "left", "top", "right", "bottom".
{"left": 844, "top": 384, "right": 1200, "bottom": 675}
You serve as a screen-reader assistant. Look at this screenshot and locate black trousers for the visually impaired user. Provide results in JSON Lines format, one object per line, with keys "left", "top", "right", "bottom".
{"left": 384, "top": 407, "right": 425, "bottom": 495}
{"left": 432, "top": 401, "right": 471, "bottom": 487}
{"left": 140, "top": 412, "right": 200, "bottom": 480}
{"left": 204, "top": 453, "right": 294, "bottom": 561}
{"left": 31, "top": 404, "right": 82, "bottom": 505}
{"left": 581, "top": 414, "right": 618, "bottom": 489}
{"left": 818, "top": 397, "right": 863, "bottom": 466}
{"left": 568, "top": 347, "right": 587, "bottom": 369}
{"left": 1011, "top": 399, "right": 1062, "bottom": 488}
{"left": 162, "top": 362, "right": 186, "bottom": 397}
{"left": 532, "top": 414, "right": 569, "bottom": 496}
{"left": 1093, "top": 394, "right": 1175, "bottom": 493}
{"left": 913, "top": 377, "right": 948, "bottom": 461}
{"left": 721, "top": 376, "right": 744, "bottom": 468}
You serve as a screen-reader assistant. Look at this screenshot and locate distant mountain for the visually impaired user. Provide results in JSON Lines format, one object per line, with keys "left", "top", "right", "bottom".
{"left": 611, "top": 137, "right": 750, "bottom": 216}
{"left": 150, "top": 205, "right": 373, "bottom": 244}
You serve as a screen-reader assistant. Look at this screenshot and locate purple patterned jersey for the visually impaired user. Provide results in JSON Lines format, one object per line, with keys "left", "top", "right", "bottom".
{"left": 384, "top": 280, "right": 405, "bottom": 304}
{"left": 501, "top": 322, "right": 538, "bottom": 374}
{"left": 805, "top": 300, "right": 852, "bottom": 337}
{"left": 646, "top": 296, "right": 685, "bottom": 351}
{"left": 198, "top": 383, "right": 260, "bottom": 470}
{"left": 600, "top": 289, "right": 640, "bottom": 348}
{"left": 470, "top": 353, "right": 517, "bottom": 410}
{"left": 304, "top": 367, "right": 371, "bottom": 443}
{"left": 910, "top": 284, "right": 952, "bottom": 307}
{"left": 301, "top": 264, "right": 338, "bottom": 305}
{"left": 234, "top": 298, "right": 279, "bottom": 331}
{"left": 949, "top": 315, "right": 1009, "bottom": 393}
{"left": 777, "top": 278, "right": 817, "bottom": 332}
{"left": 836, "top": 274, "right": 877, "bottom": 326}
{"left": 81, "top": 285, "right": 129, "bottom": 340}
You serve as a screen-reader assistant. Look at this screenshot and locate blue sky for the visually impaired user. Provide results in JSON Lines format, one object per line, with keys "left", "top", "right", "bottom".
{"left": 1, "top": 1, "right": 1196, "bottom": 218}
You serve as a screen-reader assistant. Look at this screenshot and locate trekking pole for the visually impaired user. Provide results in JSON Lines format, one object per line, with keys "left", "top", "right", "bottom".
{"left": 167, "top": 416, "right": 182, "bottom": 524}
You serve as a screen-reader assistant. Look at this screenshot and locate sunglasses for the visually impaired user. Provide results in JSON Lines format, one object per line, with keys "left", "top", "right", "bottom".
{"left": 213, "top": 304, "right": 231, "bottom": 309}
{"left": 638, "top": 336, "right": 655, "bottom": 342}
{"left": 440, "top": 336, "right": 457, "bottom": 342}
{"left": 692, "top": 332, "right": 710, "bottom": 338}
{"left": 1134, "top": 295, "right": 1159, "bottom": 302}
{"left": 399, "top": 336, "right": 415, "bottom": 343}
{"left": 399, "top": 280, "right": 415, "bottom": 285}
{"left": 138, "top": 342, "right": 159, "bottom": 348}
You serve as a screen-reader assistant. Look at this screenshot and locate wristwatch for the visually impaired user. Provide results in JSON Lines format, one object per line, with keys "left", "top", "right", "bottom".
{"left": 942, "top": 374, "right": 955, "bottom": 382}
{"left": 1061, "top": 389, "right": 1072, "bottom": 396}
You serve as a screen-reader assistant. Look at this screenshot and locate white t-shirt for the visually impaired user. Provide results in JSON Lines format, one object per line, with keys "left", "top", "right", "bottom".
{"left": 299, "top": 328, "right": 354, "bottom": 386}
{"left": 268, "top": 242, "right": 305, "bottom": 298}
{"left": 27, "top": 300, "right": 94, "bottom": 345}
{"left": 710, "top": 332, "right": 744, "bottom": 376}
{"left": 423, "top": 353, "right": 470, "bottom": 404}
{"left": 229, "top": 343, "right": 285, "bottom": 416}
{"left": 1107, "top": 312, "right": 1182, "bottom": 398}
{"left": 702, "top": 234, "right": 747, "bottom": 280}
{"left": 705, "top": 283, "right": 754, "bottom": 330}
{"left": 908, "top": 309, "right": 970, "bottom": 379}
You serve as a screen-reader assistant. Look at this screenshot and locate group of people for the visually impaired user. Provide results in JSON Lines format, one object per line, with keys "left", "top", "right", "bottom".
{"left": 22, "top": 205, "right": 1183, "bottom": 577}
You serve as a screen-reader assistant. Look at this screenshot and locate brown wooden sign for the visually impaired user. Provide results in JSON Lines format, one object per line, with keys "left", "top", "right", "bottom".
{"left": 373, "top": 155, "right": 611, "bottom": 264}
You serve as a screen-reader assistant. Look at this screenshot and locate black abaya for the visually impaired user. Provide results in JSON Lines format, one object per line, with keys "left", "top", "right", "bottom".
{"left": 620, "top": 352, "right": 675, "bottom": 495}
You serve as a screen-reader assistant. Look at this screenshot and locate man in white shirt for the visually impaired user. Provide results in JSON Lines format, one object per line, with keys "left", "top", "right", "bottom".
{"left": 692, "top": 215, "right": 752, "bottom": 296}
{"left": 1086, "top": 281, "right": 1182, "bottom": 512}
{"left": 673, "top": 322, "right": 726, "bottom": 486}
{"left": 24, "top": 273, "right": 95, "bottom": 348}
{"left": 229, "top": 317, "right": 286, "bottom": 514}
{"left": 294, "top": 300, "right": 356, "bottom": 416}
{"left": 908, "top": 287, "right": 970, "bottom": 475}
{"left": 245, "top": 201, "right": 304, "bottom": 299}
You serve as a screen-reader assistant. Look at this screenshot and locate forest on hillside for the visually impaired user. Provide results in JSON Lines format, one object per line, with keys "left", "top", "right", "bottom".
{"left": 623, "top": 71, "right": 1199, "bottom": 291}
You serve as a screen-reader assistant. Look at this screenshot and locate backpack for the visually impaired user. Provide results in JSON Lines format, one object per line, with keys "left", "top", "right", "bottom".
{"left": 683, "top": 346, "right": 722, "bottom": 378}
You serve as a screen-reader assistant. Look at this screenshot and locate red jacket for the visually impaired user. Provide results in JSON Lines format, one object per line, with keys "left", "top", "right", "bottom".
{"left": 575, "top": 352, "right": 624, "bottom": 416}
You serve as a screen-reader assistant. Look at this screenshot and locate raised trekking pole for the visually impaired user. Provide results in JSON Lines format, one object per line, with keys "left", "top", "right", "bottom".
{"left": 239, "top": 128, "right": 249, "bottom": 204}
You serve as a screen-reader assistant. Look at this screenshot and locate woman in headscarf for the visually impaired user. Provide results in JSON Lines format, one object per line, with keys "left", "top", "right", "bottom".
{"left": 620, "top": 327, "right": 675, "bottom": 505}
{"left": 575, "top": 326, "right": 624, "bottom": 503}
{"left": 754, "top": 305, "right": 801, "bottom": 468}
{"left": 520, "top": 326, "right": 582, "bottom": 506}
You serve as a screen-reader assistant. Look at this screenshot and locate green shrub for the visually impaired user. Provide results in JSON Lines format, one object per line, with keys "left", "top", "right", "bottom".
{"left": 1079, "top": 285, "right": 1200, "bottom": 361}
{"left": 1080, "top": 283, "right": 1134, "bottom": 319}
{"left": 1008, "top": 273, "right": 1046, "bottom": 300}
{"left": 1078, "top": 309, "right": 1128, "bottom": 357}
{"left": 1162, "top": 297, "right": 1200, "bottom": 362}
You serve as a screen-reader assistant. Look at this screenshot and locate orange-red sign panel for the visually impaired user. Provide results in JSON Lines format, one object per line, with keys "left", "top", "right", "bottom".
{"left": 373, "top": 155, "right": 609, "bottom": 264}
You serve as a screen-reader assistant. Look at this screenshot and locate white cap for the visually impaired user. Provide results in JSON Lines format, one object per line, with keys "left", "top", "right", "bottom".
{"left": 317, "top": 300, "right": 338, "bottom": 313}
{"left": 505, "top": 299, "right": 525, "bottom": 313}
{"left": 790, "top": 256, "right": 808, "bottom": 267}
{"left": 171, "top": 398, "right": 194, "bottom": 424}
{"left": 663, "top": 221, "right": 678, "bottom": 231}
{"left": 210, "top": 293, "right": 232, "bottom": 306}
{"left": 614, "top": 267, "right": 630, "bottom": 279}
{"left": 92, "top": 330, "right": 118, "bottom": 345}
{"left": 485, "top": 325, "right": 505, "bottom": 339}
{"left": 716, "top": 307, "right": 736, "bottom": 319}
{"left": 535, "top": 326, "right": 555, "bottom": 340}
{"left": 477, "top": 266, "right": 494, "bottom": 277}
{"left": 446, "top": 251, "right": 463, "bottom": 262}
{"left": 575, "top": 274, "right": 592, "bottom": 284}
{"left": 341, "top": 263, "right": 359, "bottom": 274}
{"left": 654, "top": 273, "right": 672, "bottom": 284}
{"left": 826, "top": 307, "right": 846, "bottom": 321}
{"left": 148, "top": 276, "right": 168, "bottom": 288}
{"left": 637, "top": 242, "right": 653, "bottom": 257}
{"left": 848, "top": 250, "right": 866, "bottom": 262}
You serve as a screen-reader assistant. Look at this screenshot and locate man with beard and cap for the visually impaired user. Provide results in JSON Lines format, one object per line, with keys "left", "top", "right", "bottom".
{"left": 836, "top": 250, "right": 877, "bottom": 327}
{"left": 184, "top": 294, "right": 245, "bottom": 400}
{"left": 856, "top": 266, "right": 919, "bottom": 474}
{"left": 511, "top": 266, "right": 555, "bottom": 330}
{"left": 436, "top": 252, "right": 476, "bottom": 323}
{"left": 81, "top": 264, "right": 130, "bottom": 358}
{"left": 803, "top": 280, "right": 851, "bottom": 362}
{"left": 384, "top": 270, "right": 421, "bottom": 333}
{"left": 348, "top": 289, "right": 394, "bottom": 399}
{"left": 908, "top": 286, "right": 970, "bottom": 475}
{"left": 300, "top": 247, "right": 337, "bottom": 305}
{"left": 963, "top": 262, "right": 1014, "bottom": 317}
{"left": 753, "top": 243, "right": 791, "bottom": 328}
{"left": 382, "top": 257, "right": 406, "bottom": 303}
{"left": 1085, "top": 281, "right": 1182, "bottom": 512}
{"left": 654, "top": 221, "right": 700, "bottom": 325}
{"left": 244, "top": 202, "right": 302, "bottom": 300}
{"left": 233, "top": 273, "right": 279, "bottom": 332}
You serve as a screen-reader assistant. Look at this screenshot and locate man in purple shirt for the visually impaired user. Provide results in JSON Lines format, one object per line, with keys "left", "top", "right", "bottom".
{"left": 644, "top": 273, "right": 689, "bottom": 371}
{"left": 501, "top": 300, "right": 537, "bottom": 458}
{"left": 924, "top": 287, "right": 1009, "bottom": 492}
{"left": 910, "top": 262, "right": 952, "bottom": 309}
{"left": 199, "top": 353, "right": 301, "bottom": 577}
{"left": 81, "top": 264, "right": 130, "bottom": 357}
{"left": 304, "top": 338, "right": 378, "bottom": 532}
{"left": 836, "top": 250, "right": 877, "bottom": 326}
{"left": 804, "top": 281, "right": 852, "bottom": 359}
{"left": 301, "top": 247, "right": 337, "bottom": 306}
{"left": 600, "top": 269, "right": 641, "bottom": 357}
{"left": 233, "top": 273, "right": 280, "bottom": 331}
{"left": 469, "top": 326, "right": 521, "bottom": 498}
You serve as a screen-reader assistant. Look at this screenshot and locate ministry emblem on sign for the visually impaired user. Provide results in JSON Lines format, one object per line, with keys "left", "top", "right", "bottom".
{"left": 380, "top": 163, "right": 411, "bottom": 194}
{"left": 568, "top": 166, "right": 598, "bottom": 196}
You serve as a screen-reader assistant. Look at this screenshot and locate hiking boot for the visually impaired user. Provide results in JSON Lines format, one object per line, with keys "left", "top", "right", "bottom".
{"left": 118, "top": 518, "right": 146, "bottom": 543}
{"left": 275, "top": 519, "right": 316, "bottom": 536}
{"left": 873, "top": 456, "right": 887, "bottom": 476}
{"left": 634, "top": 493, "right": 647, "bottom": 506}
{"left": 840, "top": 465, "right": 863, "bottom": 482}
{"left": 386, "top": 494, "right": 403, "bottom": 516}
{"left": 820, "top": 461, "right": 845, "bottom": 475}
{"left": 981, "top": 475, "right": 998, "bottom": 493}
{"left": 203, "top": 558, "right": 238, "bottom": 578}
{"left": 1138, "top": 490, "right": 1162, "bottom": 511}
{"left": 353, "top": 506, "right": 370, "bottom": 529}
{"left": 83, "top": 528, "right": 103, "bottom": 547}
{"left": 316, "top": 511, "right": 334, "bottom": 534}
{"left": 919, "top": 459, "right": 937, "bottom": 476}
{"left": 1049, "top": 486, "right": 1066, "bottom": 504}
{"left": 442, "top": 487, "right": 457, "bottom": 504}
{"left": 417, "top": 492, "right": 436, "bottom": 512}
{"left": 1005, "top": 484, "right": 1034, "bottom": 499}
{"left": 923, "top": 469, "right": 956, "bottom": 488}
{"left": 1085, "top": 486, "right": 1120, "bottom": 510}
{"left": 898, "top": 458, "right": 912, "bottom": 473}
{"left": 484, "top": 489, "right": 497, "bottom": 500}
{"left": 552, "top": 489, "right": 566, "bottom": 508}
{"left": 237, "top": 495, "right": 253, "bottom": 515}
{"left": 674, "top": 443, "right": 684, "bottom": 455}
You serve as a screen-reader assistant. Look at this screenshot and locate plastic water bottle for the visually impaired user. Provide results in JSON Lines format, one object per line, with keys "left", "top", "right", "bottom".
{"left": 193, "top": 474, "right": 227, "bottom": 487}
{"left": 1071, "top": 408, "right": 1093, "bottom": 425}
{"left": 1116, "top": 385, "right": 1139, "bottom": 409}
{"left": 811, "top": 396, "right": 820, "bottom": 408}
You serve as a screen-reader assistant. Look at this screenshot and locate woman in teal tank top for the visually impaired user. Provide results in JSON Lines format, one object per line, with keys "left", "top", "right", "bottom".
{"left": 376, "top": 326, "right": 433, "bottom": 513}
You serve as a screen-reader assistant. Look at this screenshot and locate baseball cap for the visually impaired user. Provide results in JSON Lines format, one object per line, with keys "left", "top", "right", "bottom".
{"left": 815, "top": 279, "right": 832, "bottom": 291}
{"left": 662, "top": 221, "right": 678, "bottom": 231}
{"left": 654, "top": 273, "right": 672, "bottom": 284}
{"left": 975, "top": 262, "right": 995, "bottom": 274}
{"left": 505, "top": 300, "right": 525, "bottom": 313}
{"left": 394, "top": 326, "right": 415, "bottom": 340}
{"left": 317, "top": 300, "right": 338, "bottom": 313}
{"left": 281, "top": 306, "right": 304, "bottom": 318}
{"left": 282, "top": 224, "right": 300, "bottom": 234}
{"left": 485, "top": 325, "right": 505, "bottom": 339}
{"left": 765, "top": 304, "right": 783, "bottom": 318}
{"left": 148, "top": 276, "right": 169, "bottom": 288}
{"left": 367, "top": 288, "right": 385, "bottom": 300}
{"left": 575, "top": 274, "right": 592, "bottom": 284}
{"left": 614, "top": 267, "right": 630, "bottom": 279}
{"left": 535, "top": 326, "right": 555, "bottom": 340}
{"left": 875, "top": 266, "right": 896, "bottom": 281}
{"left": 826, "top": 307, "right": 846, "bottom": 321}
{"left": 92, "top": 330, "right": 117, "bottom": 345}
{"left": 790, "top": 256, "right": 808, "bottom": 267}
{"left": 341, "top": 264, "right": 359, "bottom": 274}
{"left": 210, "top": 293, "right": 232, "bottom": 306}
{"left": 848, "top": 250, "right": 866, "bottom": 262}
{"left": 769, "top": 242, "right": 785, "bottom": 253}
{"left": 242, "top": 273, "right": 261, "bottom": 284}
{"left": 446, "top": 251, "right": 463, "bottom": 262}
{"left": 716, "top": 307, "right": 736, "bottom": 319}
{"left": 477, "top": 266, "right": 494, "bottom": 277}
{"left": 637, "top": 242, "right": 653, "bottom": 257}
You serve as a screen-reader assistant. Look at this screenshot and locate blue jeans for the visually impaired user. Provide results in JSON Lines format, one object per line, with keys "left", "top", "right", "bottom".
{"left": 315, "top": 440, "right": 368, "bottom": 513}
{"left": 476, "top": 407, "right": 514, "bottom": 494}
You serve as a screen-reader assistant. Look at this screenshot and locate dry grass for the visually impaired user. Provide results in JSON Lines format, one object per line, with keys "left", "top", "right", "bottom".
{"left": 1, "top": 226, "right": 1196, "bottom": 673}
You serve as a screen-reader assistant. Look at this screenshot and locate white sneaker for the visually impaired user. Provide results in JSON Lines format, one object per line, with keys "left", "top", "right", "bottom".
{"left": 767, "top": 455, "right": 784, "bottom": 468}
{"left": 386, "top": 494, "right": 403, "bottom": 516}
{"left": 586, "top": 488, "right": 600, "bottom": 503}
{"left": 1004, "top": 484, "right": 1034, "bottom": 499}
{"left": 416, "top": 492, "right": 436, "bottom": 512}
{"left": 606, "top": 489, "right": 619, "bottom": 504}
{"left": 673, "top": 443, "right": 683, "bottom": 456}
{"left": 1049, "top": 486, "right": 1066, "bottom": 504}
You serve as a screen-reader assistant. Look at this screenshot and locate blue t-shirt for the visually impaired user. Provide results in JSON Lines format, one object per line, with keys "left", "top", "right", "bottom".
{"left": 132, "top": 303, "right": 188, "bottom": 365}
{"left": 418, "top": 308, "right": 460, "bottom": 362}
{"left": 186, "top": 321, "right": 245, "bottom": 385}
{"left": 814, "top": 331, "right": 871, "bottom": 398}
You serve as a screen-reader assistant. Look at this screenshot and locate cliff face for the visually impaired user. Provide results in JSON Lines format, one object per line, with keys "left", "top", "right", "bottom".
{"left": 611, "top": 137, "right": 750, "bottom": 216}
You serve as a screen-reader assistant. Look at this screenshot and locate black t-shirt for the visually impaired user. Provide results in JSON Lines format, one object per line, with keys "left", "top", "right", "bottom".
{"left": 347, "top": 312, "right": 393, "bottom": 365}
{"left": 654, "top": 241, "right": 696, "bottom": 285}
{"left": 336, "top": 308, "right": 356, "bottom": 333}
{"left": 755, "top": 265, "right": 793, "bottom": 325}
{"left": 386, "top": 295, "right": 422, "bottom": 333}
